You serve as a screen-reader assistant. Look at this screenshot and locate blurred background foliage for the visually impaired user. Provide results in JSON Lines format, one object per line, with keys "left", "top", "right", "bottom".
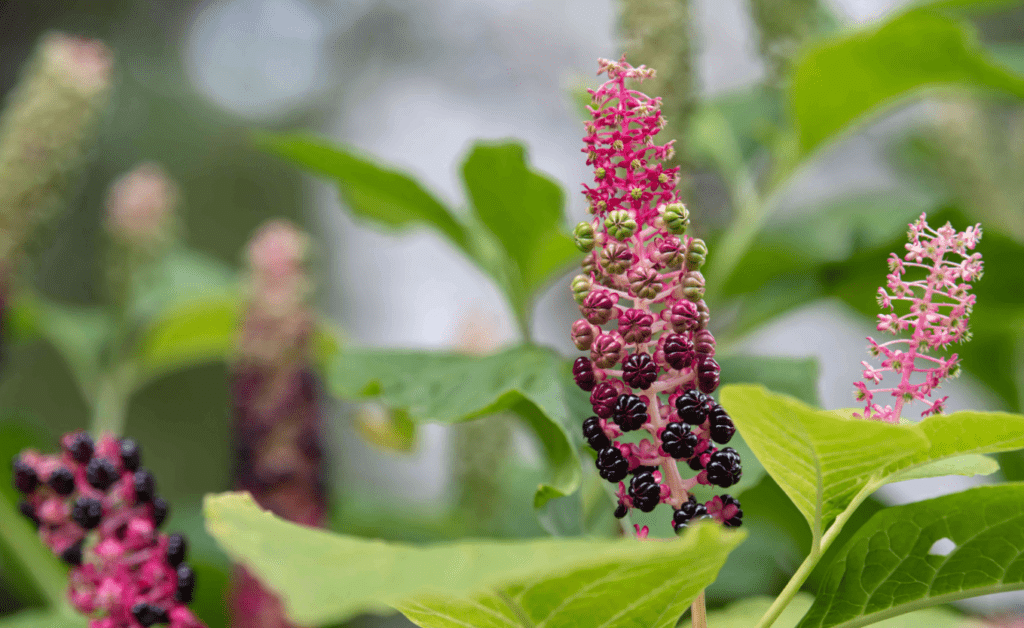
{"left": 2, "top": 0, "right": 1024, "bottom": 627}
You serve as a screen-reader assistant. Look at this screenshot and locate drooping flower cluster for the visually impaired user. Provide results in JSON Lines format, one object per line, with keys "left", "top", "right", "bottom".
{"left": 12, "top": 433, "right": 205, "bottom": 628}
{"left": 855, "top": 213, "right": 983, "bottom": 422}
{"left": 571, "top": 57, "right": 741, "bottom": 535}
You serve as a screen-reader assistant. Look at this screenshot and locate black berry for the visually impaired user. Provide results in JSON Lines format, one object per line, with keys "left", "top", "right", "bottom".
{"left": 582, "top": 417, "right": 611, "bottom": 451}
{"left": 612, "top": 394, "right": 647, "bottom": 431}
{"left": 134, "top": 470, "right": 156, "bottom": 503}
{"left": 590, "top": 382, "right": 618, "bottom": 418}
{"left": 12, "top": 458, "right": 38, "bottom": 494}
{"left": 708, "top": 403, "right": 735, "bottom": 444}
{"left": 706, "top": 447, "right": 742, "bottom": 488}
{"left": 572, "top": 357, "right": 597, "bottom": 392}
{"left": 688, "top": 449, "right": 711, "bottom": 471}
{"left": 175, "top": 564, "right": 196, "bottom": 603}
{"left": 663, "top": 333, "right": 694, "bottom": 370}
{"left": 675, "top": 389, "right": 709, "bottom": 425}
{"left": 132, "top": 602, "right": 170, "bottom": 627}
{"left": 661, "top": 423, "right": 698, "bottom": 459}
{"left": 698, "top": 357, "right": 721, "bottom": 393}
{"left": 72, "top": 497, "right": 103, "bottom": 529}
{"left": 66, "top": 432, "right": 94, "bottom": 465}
{"left": 60, "top": 539, "right": 83, "bottom": 566}
{"left": 719, "top": 494, "right": 743, "bottom": 528}
{"left": 166, "top": 533, "right": 187, "bottom": 567}
{"left": 119, "top": 438, "right": 141, "bottom": 472}
{"left": 614, "top": 502, "right": 628, "bottom": 518}
{"left": 628, "top": 471, "right": 661, "bottom": 513}
{"left": 595, "top": 447, "right": 629, "bottom": 483}
{"left": 672, "top": 496, "right": 707, "bottom": 532}
{"left": 86, "top": 458, "right": 118, "bottom": 491}
{"left": 622, "top": 353, "right": 657, "bottom": 390}
{"left": 18, "top": 500, "right": 40, "bottom": 528}
{"left": 48, "top": 467, "right": 75, "bottom": 495}
{"left": 151, "top": 496, "right": 169, "bottom": 527}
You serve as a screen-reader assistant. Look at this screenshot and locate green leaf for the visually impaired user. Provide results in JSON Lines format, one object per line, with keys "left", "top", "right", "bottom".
{"left": 205, "top": 492, "right": 745, "bottom": 627}
{"left": 328, "top": 345, "right": 579, "bottom": 507}
{"left": 129, "top": 247, "right": 237, "bottom": 323}
{"left": 888, "top": 453, "right": 998, "bottom": 482}
{"left": 0, "top": 611, "right": 86, "bottom": 628}
{"left": 791, "top": 9, "right": 1024, "bottom": 157}
{"left": 721, "top": 385, "right": 1024, "bottom": 537}
{"left": 133, "top": 297, "right": 237, "bottom": 383}
{"left": 257, "top": 133, "right": 471, "bottom": 256}
{"left": 462, "top": 141, "right": 579, "bottom": 297}
{"left": 718, "top": 354, "right": 820, "bottom": 406}
{"left": 799, "top": 484, "right": 1024, "bottom": 628}
{"left": 710, "top": 594, "right": 967, "bottom": 628}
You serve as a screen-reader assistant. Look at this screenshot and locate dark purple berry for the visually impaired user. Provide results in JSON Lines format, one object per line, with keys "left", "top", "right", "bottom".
{"left": 175, "top": 564, "right": 196, "bottom": 603}
{"left": 720, "top": 494, "right": 743, "bottom": 527}
{"left": 60, "top": 539, "right": 83, "bottom": 566}
{"left": 66, "top": 432, "right": 94, "bottom": 465}
{"left": 612, "top": 394, "right": 647, "bottom": 431}
{"left": 622, "top": 353, "right": 657, "bottom": 390}
{"left": 573, "top": 357, "right": 597, "bottom": 392}
{"left": 119, "top": 438, "right": 141, "bottom": 472}
{"left": 706, "top": 447, "right": 742, "bottom": 488}
{"left": 663, "top": 333, "right": 694, "bottom": 370}
{"left": 582, "top": 416, "right": 611, "bottom": 451}
{"left": 151, "top": 496, "right": 169, "bottom": 527}
{"left": 675, "top": 389, "right": 709, "bottom": 425}
{"left": 628, "top": 471, "right": 661, "bottom": 513}
{"left": 166, "top": 533, "right": 187, "bottom": 567}
{"left": 632, "top": 465, "right": 659, "bottom": 476}
{"left": 693, "top": 329, "right": 716, "bottom": 356}
{"left": 86, "top": 458, "right": 118, "bottom": 491}
{"left": 661, "top": 423, "right": 698, "bottom": 459}
{"left": 18, "top": 500, "right": 40, "bottom": 528}
{"left": 697, "top": 357, "right": 721, "bottom": 393}
{"left": 672, "top": 495, "right": 700, "bottom": 532}
{"left": 134, "top": 470, "right": 156, "bottom": 503}
{"left": 72, "top": 497, "right": 103, "bottom": 529}
{"left": 595, "top": 447, "right": 629, "bottom": 483}
{"left": 132, "top": 602, "right": 170, "bottom": 627}
{"left": 614, "top": 502, "right": 628, "bottom": 519}
{"left": 708, "top": 404, "right": 735, "bottom": 444}
{"left": 48, "top": 467, "right": 75, "bottom": 495}
{"left": 12, "top": 458, "right": 38, "bottom": 494}
{"left": 590, "top": 382, "right": 618, "bottom": 419}
{"left": 688, "top": 448, "right": 712, "bottom": 471}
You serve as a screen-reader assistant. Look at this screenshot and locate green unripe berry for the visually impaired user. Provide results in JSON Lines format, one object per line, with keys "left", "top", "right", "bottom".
{"left": 601, "top": 243, "right": 632, "bottom": 274}
{"left": 685, "top": 238, "right": 707, "bottom": 271}
{"left": 573, "top": 221, "right": 595, "bottom": 252}
{"left": 660, "top": 203, "right": 689, "bottom": 235}
{"left": 683, "top": 271, "right": 705, "bottom": 302}
{"left": 571, "top": 274, "right": 592, "bottom": 304}
{"left": 604, "top": 210, "right": 637, "bottom": 241}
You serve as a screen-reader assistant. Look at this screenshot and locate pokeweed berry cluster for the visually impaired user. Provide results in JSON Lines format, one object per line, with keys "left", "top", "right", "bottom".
{"left": 12, "top": 432, "right": 205, "bottom": 628}
{"left": 571, "top": 57, "right": 741, "bottom": 536}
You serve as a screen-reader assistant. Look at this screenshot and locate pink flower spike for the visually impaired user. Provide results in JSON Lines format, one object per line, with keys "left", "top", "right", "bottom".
{"left": 854, "top": 214, "right": 982, "bottom": 422}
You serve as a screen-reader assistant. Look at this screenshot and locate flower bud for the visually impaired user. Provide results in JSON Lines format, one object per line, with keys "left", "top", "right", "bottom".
{"left": 627, "top": 267, "right": 662, "bottom": 299}
{"left": 618, "top": 308, "right": 654, "bottom": 344}
{"left": 600, "top": 242, "right": 633, "bottom": 274}
{"left": 573, "top": 221, "right": 595, "bottom": 252}
{"left": 570, "top": 274, "right": 592, "bottom": 305}
{"left": 105, "top": 163, "right": 178, "bottom": 248}
{"left": 581, "top": 290, "right": 618, "bottom": 325}
{"left": 685, "top": 238, "right": 707, "bottom": 271}
{"left": 604, "top": 210, "right": 637, "bottom": 241}
{"left": 666, "top": 300, "right": 699, "bottom": 333}
{"left": 591, "top": 332, "right": 624, "bottom": 368}
{"left": 571, "top": 319, "right": 598, "bottom": 351}
{"left": 682, "top": 271, "right": 705, "bottom": 302}
{"left": 660, "top": 202, "right": 689, "bottom": 234}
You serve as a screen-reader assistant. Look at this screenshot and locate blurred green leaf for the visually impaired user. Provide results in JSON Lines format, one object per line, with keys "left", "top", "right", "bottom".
{"left": 720, "top": 386, "right": 1024, "bottom": 535}
{"left": 129, "top": 247, "right": 237, "bottom": 324}
{"left": 689, "top": 87, "right": 780, "bottom": 180}
{"left": 205, "top": 492, "right": 745, "bottom": 627}
{"left": 719, "top": 354, "right": 820, "bottom": 405}
{"left": 710, "top": 593, "right": 967, "bottom": 628}
{"left": 257, "top": 133, "right": 472, "bottom": 256}
{"left": 791, "top": 9, "right": 1024, "bottom": 157}
{"left": 133, "top": 297, "right": 236, "bottom": 384}
{"left": 463, "top": 141, "right": 579, "bottom": 302}
{"left": 0, "top": 611, "right": 85, "bottom": 628}
{"left": 800, "top": 484, "right": 1024, "bottom": 628}
{"left": 353, "top": 407, "right": 418, "bottom": 453}
{"left": 328, "top": 345, "right": 579, "bottom": 507}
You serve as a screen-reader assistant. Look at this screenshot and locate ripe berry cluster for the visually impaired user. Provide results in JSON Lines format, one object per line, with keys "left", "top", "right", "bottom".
{"left": 572, "top": 57, "right": 742, "bottom": 534}
{"left": 12, "top": 432, "right": 205, "bottom": 628}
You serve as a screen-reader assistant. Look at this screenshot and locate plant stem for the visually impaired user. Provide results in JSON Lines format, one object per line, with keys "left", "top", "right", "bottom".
{"left": 90, "top": 362, "right": 134, "bottom": 436}
{"left": 691, "top": 590, "right": 708, "bottom": 628}
{"left": 0, "top": 491, "right": 67, "bottom": 608}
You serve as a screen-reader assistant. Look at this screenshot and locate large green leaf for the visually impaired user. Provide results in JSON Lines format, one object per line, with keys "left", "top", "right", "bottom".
{"left": 129, "top": 247, "right": 237, "bottom": 323}
{"left": 205, "top": 492, "right": 745, "bottom": 627}
{"left": 720, "top": 385, "right": 1024, "bottom": 537}
{"left": 0, "top": 611, "right": 86, "bottom": 628}
{"left": 791, "top": 9, "right": 1024, "bottom": 157}
{"left": 800, "top": 484, "right": 1024, "bottom": 628}
{"left": 257, "top": 133, "right": 471, "bottom": 257}
{"left": 709, "top": 594, "right": 968, "bottom": 628}
{"left": 462, "top": 141, "right": 579, "bottom": 297}
{"left": 328, "top": 345, "right": 579, "bottom": 507}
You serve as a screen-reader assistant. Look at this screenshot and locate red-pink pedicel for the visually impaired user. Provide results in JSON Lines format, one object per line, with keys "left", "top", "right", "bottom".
{"left": 13, "top": 433, "right": 205, "bottom": 628}
{"left": 572, "top": 57, "right": 741, "bottom": 535}
{"left": 855, "top": 213, "right": 983, "bottom": 422}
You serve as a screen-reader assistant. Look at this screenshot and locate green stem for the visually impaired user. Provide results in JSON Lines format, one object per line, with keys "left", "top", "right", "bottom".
{"left": 90, "top": 363, "right": 135, "bottom": 436}
{"left": 0, "top": 491, "right": 67, "bottom": 608}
